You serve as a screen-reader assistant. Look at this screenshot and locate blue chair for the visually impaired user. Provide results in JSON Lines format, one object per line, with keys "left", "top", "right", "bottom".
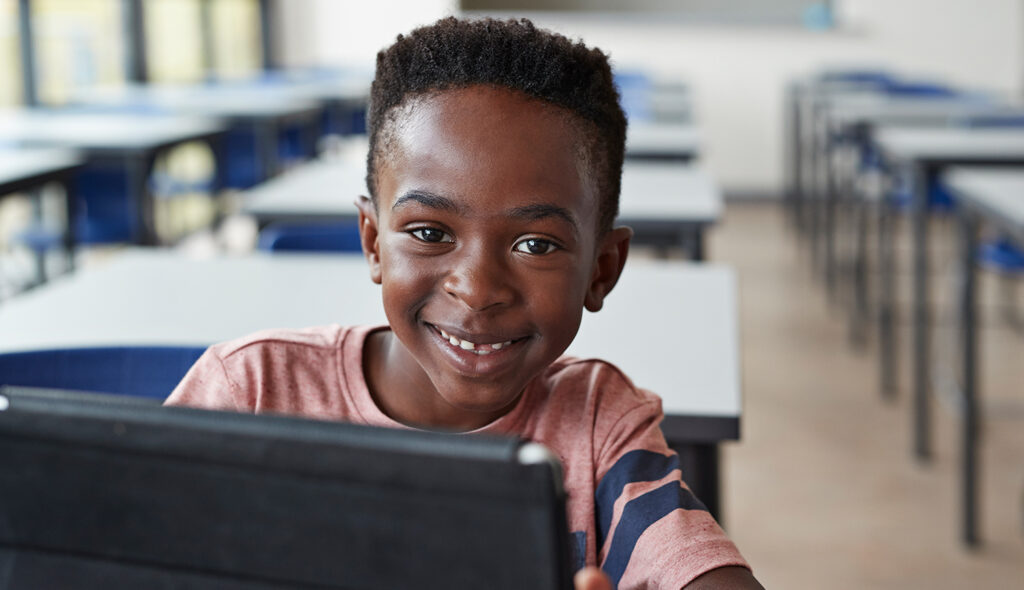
{"left": 883, "top": 81, "right": 961, "bottom": 98}
{"left": 979, "top": 237, "right": 1024, "bottom": 272}
{"left": 0, "top": 346, "right": 206, "bottom": 400}
{"left": 614, "top": 71, "right": 654, "bottom": 123}
{"left": 818, "top": 70, "right": 893, "bottom": 89}
{"left": 257, "top": 221, "right": 363, "bottom": 253}
{"left": 963, "top": 114, "right": 1024, "bottom": 128}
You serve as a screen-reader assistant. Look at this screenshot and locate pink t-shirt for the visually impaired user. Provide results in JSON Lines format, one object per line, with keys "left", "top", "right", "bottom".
{"left": 166, "top": 324, "right": 749, "bottom": 589}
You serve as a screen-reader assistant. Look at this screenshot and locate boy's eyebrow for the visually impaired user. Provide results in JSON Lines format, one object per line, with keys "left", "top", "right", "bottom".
{"left": 392, "top": 190, "right": 463, "bottom": 213}
{"left": 509, "top": 203, "right": 579, "bottom": 235}
{"left": 393, "top": 192, "right": 579, "bottom": 234}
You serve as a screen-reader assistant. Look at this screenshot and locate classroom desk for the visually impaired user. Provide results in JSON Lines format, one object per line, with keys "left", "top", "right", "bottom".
{"left": 72, "top": 84, "right": 323, "bottom": 180}
{"left": 784, "top": 78, "right": 884, "bottom": 234}
{"left": 943, "top": 167, "right": 1024, "bottom": 547}
{"left": 626, "top": 121, "right": 700, "bottom": 161}
{"left": 241, "top": 157, "right": 722, "bottom": 260}
{"left": 239, "top": 73, "right": 371, "bottom": 136}
{"left": 648, "top": 81, "right": 693, "bottom": 123}
{"left": 0, "top": 250, "right": 741, "bottom": 519}
{"left": 812, "top": 94, "right": 1008, "bottom": 292}
{"left": 0, "top": 148, "right": 84, "bottom": 277}
{"left": 872, "top": 127, "right": 1024, "bottom": 461}
{"left": 0, "top": 109, "right": 224, "bottom": 245}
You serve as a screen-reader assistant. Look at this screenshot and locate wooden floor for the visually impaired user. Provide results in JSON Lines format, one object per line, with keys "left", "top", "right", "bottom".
{"left": 705, "top": 202, "right": 1024, "bottom": 589}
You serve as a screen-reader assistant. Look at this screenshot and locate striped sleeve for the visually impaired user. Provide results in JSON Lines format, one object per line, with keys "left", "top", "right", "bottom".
{"left": 595, "top": 400, "right": 749, "bottom": 589}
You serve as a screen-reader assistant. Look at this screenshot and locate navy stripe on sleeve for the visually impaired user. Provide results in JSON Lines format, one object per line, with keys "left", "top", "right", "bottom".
{"left": 595, "top": 450, "right": 681, "bottom": 547}
{"left": 601, "top": 481, "right": 708, "bottom": 588}
{"left": 570, "top": 531, "right": 587, "bottom": 572}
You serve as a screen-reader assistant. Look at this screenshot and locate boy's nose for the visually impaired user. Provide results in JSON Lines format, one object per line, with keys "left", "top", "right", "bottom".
{"left": 442, "top": 251, "right": 516, "bottom": 311}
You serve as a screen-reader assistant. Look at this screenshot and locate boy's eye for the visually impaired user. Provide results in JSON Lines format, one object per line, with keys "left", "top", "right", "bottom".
{"left": 410, "top": 228, "right": 453, "bottom": 243}
{"left": 513, "top": 238, "right": 558, "bottom": 255}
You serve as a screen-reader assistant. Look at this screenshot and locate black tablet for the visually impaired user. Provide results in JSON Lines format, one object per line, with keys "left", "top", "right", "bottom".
{"left": 0, "top": 387, "right": 574, "bottom": 590}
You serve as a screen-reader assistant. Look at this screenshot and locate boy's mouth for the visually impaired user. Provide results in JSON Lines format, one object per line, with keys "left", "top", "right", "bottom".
{"left": 427, "top": 324, "right": 525, "bottom": 356}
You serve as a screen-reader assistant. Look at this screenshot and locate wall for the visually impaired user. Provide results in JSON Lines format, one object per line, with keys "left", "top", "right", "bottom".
{"left": 275, "top": 0, "right": 1024, "bottom": 196}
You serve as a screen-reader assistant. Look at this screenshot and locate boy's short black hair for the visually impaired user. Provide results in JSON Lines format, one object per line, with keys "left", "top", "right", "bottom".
{"left": 367, "top": 16, "right": 627, "bottom": 233}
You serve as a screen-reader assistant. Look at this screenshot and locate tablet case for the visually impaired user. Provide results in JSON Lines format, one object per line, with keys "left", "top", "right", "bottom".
{"left": 0, "top": 386, "right": 574, "bottom": 589}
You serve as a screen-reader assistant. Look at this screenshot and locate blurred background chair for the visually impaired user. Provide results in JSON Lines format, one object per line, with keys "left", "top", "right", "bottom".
{"left": 0, "top": 346, "right": 206, "bottom": 399}
{"left": 257, "top": 220, "right": 362, "bottom": 253}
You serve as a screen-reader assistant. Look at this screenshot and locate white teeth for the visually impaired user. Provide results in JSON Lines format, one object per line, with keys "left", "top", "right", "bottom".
{"left": 435, "top": 325, "right": 514, "bottom": 352}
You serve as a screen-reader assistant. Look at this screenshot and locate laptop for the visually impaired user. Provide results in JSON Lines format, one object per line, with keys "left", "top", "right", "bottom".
{"left": 0, "top": 386, "right": 574, "bottom": 589}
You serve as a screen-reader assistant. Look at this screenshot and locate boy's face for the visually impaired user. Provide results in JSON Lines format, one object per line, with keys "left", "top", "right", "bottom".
{"left": 358, "top": 85, "right": 630, "bottom": 430}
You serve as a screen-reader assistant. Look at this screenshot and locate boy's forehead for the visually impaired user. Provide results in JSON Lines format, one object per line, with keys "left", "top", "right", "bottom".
{"left": 379, "top": 85, "right": 596, "bottom": 190}
{"left": 393, "top": 86, "right": 584, "bottom": 142}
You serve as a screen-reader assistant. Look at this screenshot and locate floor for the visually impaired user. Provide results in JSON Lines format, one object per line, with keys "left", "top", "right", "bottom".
{"left": 709, "top": 202, "right": 1024, "bottom": 589}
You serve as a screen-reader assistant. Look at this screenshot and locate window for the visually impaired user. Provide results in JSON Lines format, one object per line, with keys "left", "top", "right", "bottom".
{"left": 0, "top": 0, "right": 22, "bottom": 105}
{"left": 33, "top": 0, "right": 125, "bottom": 104}
{"left": 209, "top": 0, "right": 260, "bottom": 80}
{"left": 145, "top": 0, "right": 204, "bottom": 83}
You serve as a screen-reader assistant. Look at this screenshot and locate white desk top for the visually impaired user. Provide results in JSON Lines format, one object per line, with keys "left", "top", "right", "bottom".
{"left": 874, "top": 127, "right": 1024, "bottom": 163}
{"left": 232, "top": 69, "right": 372, "bottom": 103}
{"left": 0, "top": 148, "right": 83, "bottom": 191}
{"left": 0, "top": 109, "right": 224, "bottom": 152}
{"left": 73, "top": 84, "right": 323, "bottom": 120}
{"left": 242, "top": 157, "right": 721, "bottom": 224}
{"left": 626, "top": 122, "right": 700, "bottom": 159}
{"left": 826, "top": 94, "right": 1003, "bottom": 128}
{"left": 943, "top": 167, "right": 1024, "bottom": 240}
{"left": 0, "top": 251, "right": 741, "bottom": 420}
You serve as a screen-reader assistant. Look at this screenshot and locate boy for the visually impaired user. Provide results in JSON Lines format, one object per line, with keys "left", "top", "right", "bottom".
{"left": 168, "top": 17, "right": 761, "bottom": 590}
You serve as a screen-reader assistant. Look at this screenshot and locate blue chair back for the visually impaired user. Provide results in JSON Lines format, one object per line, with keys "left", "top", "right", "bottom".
{"left": 962, "top": 114, "right": 1024, "bottom": 128}
{"left": 614, "top": 71, "right": 654, "bottom": 123}
{"left": 73, "top": 164, "right": 139, "bottom": 244}
{"left": 0, "top": 346, "right": 206, "bottom": 400}
{"left": 257, "top": 221, "right": 363, "bottom": 253}
{"left": 819, "top": 70, "right": 893, "bottom": 88}
{"left": 979, "top": 237, "right": 1024, "bottom": 273}
{"left": 884, "top": 81, "right": 960, "bottom": 98}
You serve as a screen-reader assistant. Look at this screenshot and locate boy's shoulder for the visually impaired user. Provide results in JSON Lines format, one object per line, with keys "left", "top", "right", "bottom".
{"left": 539, "top": 356, "right": 662, "bottom": 415}
{"left": 208, "top": 324, "right": 368, "bottom": 359}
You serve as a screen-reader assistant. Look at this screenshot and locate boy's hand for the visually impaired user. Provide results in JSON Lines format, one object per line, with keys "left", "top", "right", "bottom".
{"left": 574, "top": 567, "right": 612, "bottom": 590}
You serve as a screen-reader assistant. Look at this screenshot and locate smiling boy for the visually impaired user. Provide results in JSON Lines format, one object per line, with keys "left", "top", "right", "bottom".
{"left": 168, "top": 17, "right": 760, "bottom": 590}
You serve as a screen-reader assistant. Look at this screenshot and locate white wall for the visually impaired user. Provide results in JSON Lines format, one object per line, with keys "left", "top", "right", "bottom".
{"left": 276, "top": 0, "right": 459, "bottom": 68}
{"left": 276, "top": 0, "right": 1024, "bottom": 196}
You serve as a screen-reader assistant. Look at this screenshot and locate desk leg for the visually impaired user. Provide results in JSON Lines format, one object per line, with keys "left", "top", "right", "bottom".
{"left": 912, "top": 163, "right": 931, "bottom": 461}
{"left": 688, "top": 228, "right": 705, "bottom": 262}
{"left": 788, "top": 90, "right": 803, "bottom": 231}
{"left": 671, "top": 442, "right": 721, "bottom": 525}
{"left": 824, "top": 136, "right": 839, "bottom": 296}
{"left": 878, "top": 186, "right": 897, "bottom": 400}
{"left": 849, "top": 186, "right": 869, "bottom": 349}
{"left": 60, "top": 176, "right": 77, "bottom": 272}
{"left": 809, "top": 109, "right": 823, "bottom": 273}
{"left": 957, "top": 210, "right": 980, "bottom": 547}
{"left": 129, "top": 152, "right": 158, "bottom": 246}
{"left": 258, "top": 120, "right": 280, "bottom": 181}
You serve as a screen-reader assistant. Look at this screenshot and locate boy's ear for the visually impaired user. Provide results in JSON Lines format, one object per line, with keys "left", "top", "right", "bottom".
{"left": 584, "top": 226, "right": 633, "bottom": 312}
{"left": 355, "top": 196, "right": 383, "bottom": 284}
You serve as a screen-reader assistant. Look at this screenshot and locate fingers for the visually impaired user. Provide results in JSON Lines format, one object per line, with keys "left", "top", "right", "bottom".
{"left": 573, "top": 566, "right": 612, "bottom": 590}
